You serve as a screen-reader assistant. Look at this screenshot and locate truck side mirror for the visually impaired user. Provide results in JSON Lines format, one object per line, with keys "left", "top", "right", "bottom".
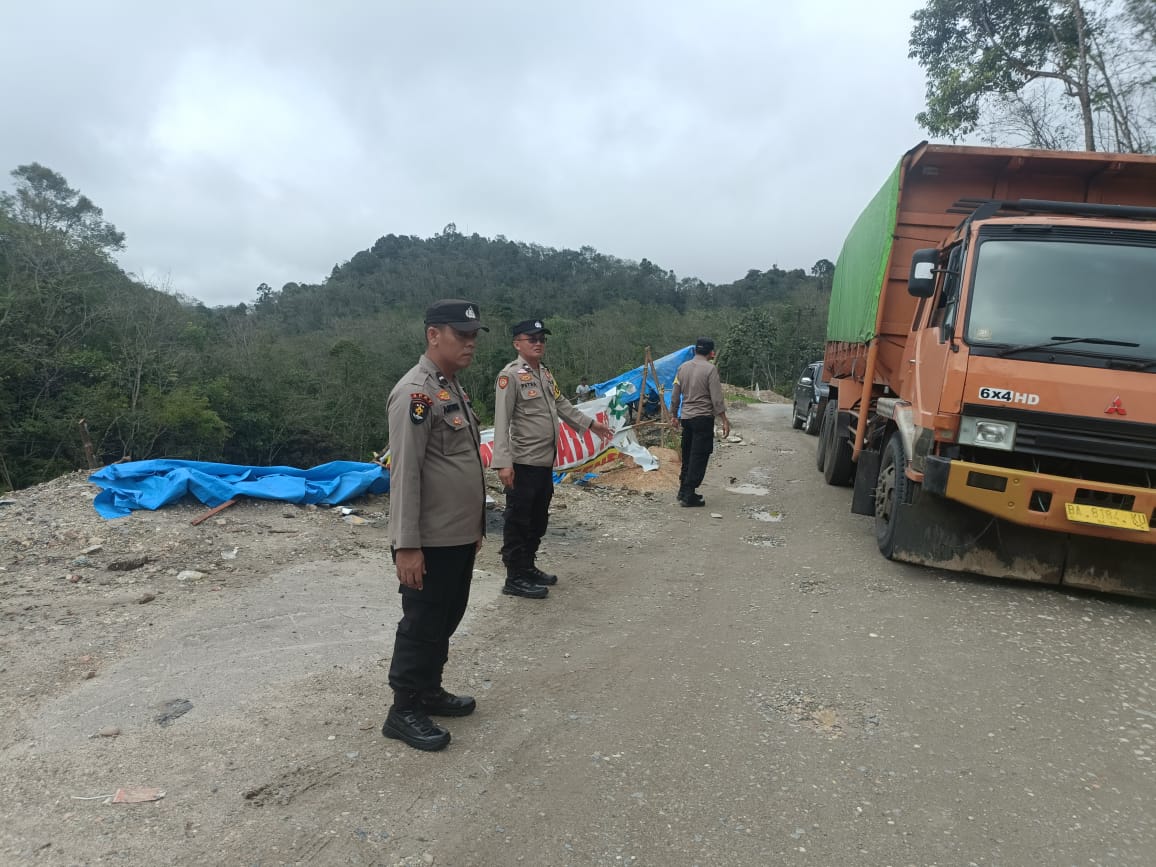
{"left": 908, "top": 248, "right": 939, "bottom": 298}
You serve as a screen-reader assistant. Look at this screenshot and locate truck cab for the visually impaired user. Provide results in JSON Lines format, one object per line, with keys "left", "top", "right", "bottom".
{"left": 821, "top": 144, "right": 1156, "bottom": 597}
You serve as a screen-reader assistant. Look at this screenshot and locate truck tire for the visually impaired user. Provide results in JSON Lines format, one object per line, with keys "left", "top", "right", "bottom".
{"left": 816, "top": 401, "right": 834, "bottom": 471}
{"left": 822, "top": 408, "right": 855, "bottom": 486}
{"left": 875, "top": 435, "right": 915, "bottom": 558}
{"left": 804, "top": 402, "right": 820, "bottom": 435}
{"left": 791, "top": 400, "right": 804, "bottom": 430}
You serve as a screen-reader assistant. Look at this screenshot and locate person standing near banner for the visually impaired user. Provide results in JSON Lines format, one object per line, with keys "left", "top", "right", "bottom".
{"left": 669, "top": 337, "right": 730, "bottom": 507}
{"left": 492, "top": 318, "right": 613, "bottom": 598}
{"left": 575, "top": 376, "right": 594, "bottom": 402}
{"left": 382, "top": 299, "right": 488, "bottom": 752}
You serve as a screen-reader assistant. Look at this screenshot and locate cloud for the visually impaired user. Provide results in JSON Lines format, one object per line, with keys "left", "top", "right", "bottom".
{"left": 1, "top": 0, "right": 929, "bottom": 306}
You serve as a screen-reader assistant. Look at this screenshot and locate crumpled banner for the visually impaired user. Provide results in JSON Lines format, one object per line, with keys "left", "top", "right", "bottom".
{"left": 478, "top": 382, "right": 655, "bottom": 473}
{"left": 89, "top": 459, "right": 388, "bottom": 519}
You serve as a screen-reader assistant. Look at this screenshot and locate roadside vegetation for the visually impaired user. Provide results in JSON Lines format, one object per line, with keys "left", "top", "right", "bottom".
{"left": 0, "top": 165, "right": 830, "bottom": 492}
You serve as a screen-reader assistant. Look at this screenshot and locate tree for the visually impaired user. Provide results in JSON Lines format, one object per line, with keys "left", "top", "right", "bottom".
{"left": 0, "top": 165, "right": 131, "bottom": 487}
{"left": 810, "top": 259, "right": 835, "bottom": 291}
{"left": 1128, "top": 0, "right": 1156, "bottom": 46}
{"left": 0, "top": 163, "right": 124, "bottom": 251}
{"left": 909, "top": 0, "right": 1156, "bottom": 152}
{"left": 718, "top": 308, "right": 777, "bottom": 390}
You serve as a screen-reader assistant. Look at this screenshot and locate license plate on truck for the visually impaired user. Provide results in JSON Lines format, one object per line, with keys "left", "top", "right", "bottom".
{"left": 1064, "top": 503, "right": 1150, "bottom": 532}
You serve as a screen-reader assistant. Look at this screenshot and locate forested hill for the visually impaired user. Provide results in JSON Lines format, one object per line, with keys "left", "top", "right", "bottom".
{"left": 258, "top": 222, "right": 826, "bottom": 328}
{"left": 1, "top": 165, "right": 832, "bottom": 492}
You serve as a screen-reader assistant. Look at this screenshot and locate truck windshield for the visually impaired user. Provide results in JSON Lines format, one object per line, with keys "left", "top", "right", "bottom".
{"left": 966, "top": 238, "right": 1156, "bottom": 362}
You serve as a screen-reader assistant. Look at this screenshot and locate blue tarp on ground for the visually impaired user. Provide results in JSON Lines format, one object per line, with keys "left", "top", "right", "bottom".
{"left": 90, "top": 352, "right": 692, "bottom": 519}
{"left": 89, "top": 459, "right": 388, "bottom": 519}
{"left": 592, "top": 345, "right": 694, "bottom": 409}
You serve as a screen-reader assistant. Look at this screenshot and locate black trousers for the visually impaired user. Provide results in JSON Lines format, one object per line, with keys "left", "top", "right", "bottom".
{"left": 388, "top": 543, "right": 475, "bottom": 706}
{"left": 678, "top": 415, "right": 716, "bottom": 497}
{"left": 500, "top": 463, "right": 553, "bottom": 574}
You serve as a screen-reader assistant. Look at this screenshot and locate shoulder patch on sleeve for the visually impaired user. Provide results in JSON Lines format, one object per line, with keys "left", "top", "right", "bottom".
{"left": 409, "top": 392, "right": 433, "bottom": 424}
{"left": 498, "top": 374, "right": 509, "bottom": 389}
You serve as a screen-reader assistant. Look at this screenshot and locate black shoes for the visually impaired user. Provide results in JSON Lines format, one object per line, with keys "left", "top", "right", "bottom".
{"left": 420, "top": 688, "right": 476, "bottom": 717}
{"left": 501, "top": 565, "right": 556, "bottom": 597}
{"left": 524, "top": 565, "right": 557, "bottom": 586}
{"left": 678, "top": 492, "right": 705, "bottom": 507}
{"left": 502, "top": 574, "right": 549, "bottom": 598}
{"left": 382, "top": 707, "right": 451, "bottom": 751}
{"left": 382, "top": 688, "right": 476, "bottom": 750}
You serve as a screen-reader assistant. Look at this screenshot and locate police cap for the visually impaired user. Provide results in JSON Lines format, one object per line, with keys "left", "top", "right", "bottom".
{"left": 694, "top": 337, "right": 715, "bottom": 354}
{"left": 512, "top": 318, "right": 551, "bottom": 337}
{"left": 425, "top": 299, "right": 488, "bottom": 332}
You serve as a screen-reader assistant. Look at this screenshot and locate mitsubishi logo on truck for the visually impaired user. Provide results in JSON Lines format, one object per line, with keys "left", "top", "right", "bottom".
{"left": 1105, "top": 396, "right": 1127, "bottom": 415}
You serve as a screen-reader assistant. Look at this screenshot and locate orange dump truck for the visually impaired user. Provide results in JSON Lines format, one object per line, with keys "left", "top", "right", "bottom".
{"left": 819, "top": 142, "right": 1156, "bottom": 598}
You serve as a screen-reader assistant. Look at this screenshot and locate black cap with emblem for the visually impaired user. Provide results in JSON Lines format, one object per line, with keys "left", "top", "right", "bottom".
{"left": 425, "top": 299, "right": 489, "bottom": 332}
{"left": 511, "top": 318, "right": 551, "bottom": 336}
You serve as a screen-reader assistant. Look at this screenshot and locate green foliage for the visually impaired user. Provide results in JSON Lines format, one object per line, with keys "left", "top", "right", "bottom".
{"left": 910, "top": 0, "right": 1081, "bottom": 140}
{"left": 717, "top": 296, "right": 827, "bottom": 393}
{"left": 0, "top": 164, "right": 834, "bottom": 491}
{"left": 909, "top": 0, "right": 1156, "bottom": 151}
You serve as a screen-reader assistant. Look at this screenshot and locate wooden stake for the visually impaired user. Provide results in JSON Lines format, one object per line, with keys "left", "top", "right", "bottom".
{"left": 647, "top": 357, "right": 663, "bottom": 421}
{"left": 638, "top": 346, "right": 650, "bottom": 421}
{"left": 191, "top": 498, "right": 237, "bottom": 526}
{"left": 77, "top": 419, "right": 99, "bottom": 469}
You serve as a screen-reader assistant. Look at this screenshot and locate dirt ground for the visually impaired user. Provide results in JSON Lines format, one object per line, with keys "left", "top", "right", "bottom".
{"left": 4, "top": 393, "right": 1152, "bottom": 867}
{"left": 0, "top": 396, "right": 760, "bottom": 865}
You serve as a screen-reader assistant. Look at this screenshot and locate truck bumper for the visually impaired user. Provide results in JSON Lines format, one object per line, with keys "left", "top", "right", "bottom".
{"left": 890, "top": 458, "right": 1156, "bottom": 598}
{"left": 923, "top": 456, "right": 1156, "bottom": 545}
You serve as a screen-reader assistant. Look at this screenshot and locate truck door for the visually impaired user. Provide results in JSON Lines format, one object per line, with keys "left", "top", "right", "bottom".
{"left": 911, "top": 243, "right": 964, "bottom": 433}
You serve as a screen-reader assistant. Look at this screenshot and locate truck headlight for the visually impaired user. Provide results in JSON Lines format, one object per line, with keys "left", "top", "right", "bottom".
{"left": 959, "top": 417, "right": 1017, "bottom": 451}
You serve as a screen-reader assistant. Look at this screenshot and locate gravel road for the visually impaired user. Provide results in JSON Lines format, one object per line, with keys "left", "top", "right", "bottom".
{"left": 2, "top": 401, "right": 1153, "bottom": 866}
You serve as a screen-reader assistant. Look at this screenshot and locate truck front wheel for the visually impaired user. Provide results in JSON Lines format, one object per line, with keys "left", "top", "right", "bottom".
{"left": 822, "top": 408, "right": 855, "bottom": 487}
{"left": 875, "top": 435, "right": 915, "bottom": 558}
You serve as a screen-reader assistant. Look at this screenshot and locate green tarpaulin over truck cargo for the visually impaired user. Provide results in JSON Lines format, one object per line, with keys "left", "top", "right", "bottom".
{"left": 826, "top": 161, "right": 902, "bottom": 343}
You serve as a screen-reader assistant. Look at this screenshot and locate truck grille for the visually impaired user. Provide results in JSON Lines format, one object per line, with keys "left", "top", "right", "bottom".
{"left": 962, "top": 404, "right": 1156, "bottom": 472}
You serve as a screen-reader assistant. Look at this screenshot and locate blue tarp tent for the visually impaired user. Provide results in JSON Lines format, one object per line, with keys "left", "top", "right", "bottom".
{"left": 593, "top": 345, "right": 694, "bottom": 410}
{"left": 89, "top": 459, "right": 388, "bottom": 519}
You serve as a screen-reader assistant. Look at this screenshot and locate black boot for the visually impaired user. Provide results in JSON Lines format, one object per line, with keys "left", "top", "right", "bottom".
{"left": 502, "top": 572, "right": 549, "bottom": 598}
{"left": 524, "top": 565, "right": 558, "bottom": 586}
{"left": 382, "top": 705, "right": 451, "bottom": 751}
{"left": 420, "top": 688, "right": 477, "bottom": 717}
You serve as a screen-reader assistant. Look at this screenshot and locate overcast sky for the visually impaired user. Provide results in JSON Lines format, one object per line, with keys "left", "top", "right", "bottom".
{"left": 2, "top": 1, "right": 930, "bottom": 307}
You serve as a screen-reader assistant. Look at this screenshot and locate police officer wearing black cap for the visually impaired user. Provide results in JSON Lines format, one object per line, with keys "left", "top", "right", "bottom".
{"left": 492, "top": 318, "right": 614, "bottom": 598}
{"left": 669, "top": 337, "right": 730, "bottom": 507}
{"left": 382, "top": 299, "right": 488, "bottom": 751}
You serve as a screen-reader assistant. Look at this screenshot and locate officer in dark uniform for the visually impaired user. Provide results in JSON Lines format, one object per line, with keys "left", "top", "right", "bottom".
{"left": 382, "top": 299, "right": 488, "bottom": 751}
{"left": 492, "top": 318, "right": 613, "bottom": 598}
{"left": 669, "top": 337, "right": 730, "bottom": 507}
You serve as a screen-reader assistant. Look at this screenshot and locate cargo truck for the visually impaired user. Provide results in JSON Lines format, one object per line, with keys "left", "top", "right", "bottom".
{"left": 819, "top": 142, "right": 1156, "bottom": 598}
